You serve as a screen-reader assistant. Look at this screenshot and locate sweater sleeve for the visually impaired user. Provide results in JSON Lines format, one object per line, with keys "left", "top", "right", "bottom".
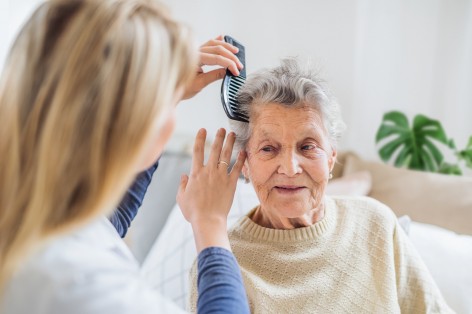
{"left": 393, "top": 221, "right": 455, "bottom": 313}
{"left": 109, "top": 160, "right": 159, "bottom": 238}
{"left": 194, "top": 247, "right": 250, "bottom": 314}
{"left": 188, "top": 259, "right": 198, "bottom": 313}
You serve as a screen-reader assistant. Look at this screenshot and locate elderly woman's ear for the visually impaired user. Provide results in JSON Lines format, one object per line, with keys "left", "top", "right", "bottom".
{"left": 328, "top": 148, "right": 337, "bottom": 174}
{"left": 242, "top": 161, "right": 250, "bottom": 183}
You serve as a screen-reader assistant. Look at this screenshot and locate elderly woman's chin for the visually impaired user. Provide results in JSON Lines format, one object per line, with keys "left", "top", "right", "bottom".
{"left": 255, "top": 186, "right": 325, "bottom": 228}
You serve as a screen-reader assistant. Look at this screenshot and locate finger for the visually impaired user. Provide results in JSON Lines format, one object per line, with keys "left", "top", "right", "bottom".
{"left": 230, "top": 151, "right": 247, "bottom": 181}
{"left": 199, "top": 53, "right": 239, "bottom": 76}
{"left": 192, "top": 129, "right": 206, "bottom": 172}
{"left": 215, "top": 34, "right": 224, "bottom": 41}
{"left": 194, "top": 68, "right": 226, "bottom": 91}
{"left": 200, "top": 46, "right": 243, "bottom": 69}
{"left": 176, "top": 174, "right": 189, "bottom": 204}
{"left": 208, "top": 128, "right": 226, "bottom": 167}
{"left": 219, "top": 132, "right": 236, "bottom": 169}
{"left": 201, "top": 38, "right": 239, "bottom": 54}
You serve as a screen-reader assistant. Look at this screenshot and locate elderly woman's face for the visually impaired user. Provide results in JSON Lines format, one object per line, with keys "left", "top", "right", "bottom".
{"left": 244, "top": 103, "right": 336, "bottom": 218}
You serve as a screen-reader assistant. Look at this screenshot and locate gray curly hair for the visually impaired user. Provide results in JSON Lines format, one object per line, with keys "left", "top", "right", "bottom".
{"left": 229, "top": 58, "right": 346, "bottom": 152}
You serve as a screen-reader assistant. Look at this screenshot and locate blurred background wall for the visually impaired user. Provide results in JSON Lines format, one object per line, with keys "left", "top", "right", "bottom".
{"left": 2, "top": 0, "right": 472, "bottom": 160}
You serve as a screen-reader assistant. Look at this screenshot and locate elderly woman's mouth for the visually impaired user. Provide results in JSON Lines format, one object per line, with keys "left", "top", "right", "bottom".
{"left": 273, "top": 185, "right": 306, "bottom": 194}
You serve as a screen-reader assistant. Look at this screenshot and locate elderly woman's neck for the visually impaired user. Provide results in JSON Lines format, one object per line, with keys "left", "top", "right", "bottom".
{"left": 250, "top": 203, "right": 326, "bottom": 230}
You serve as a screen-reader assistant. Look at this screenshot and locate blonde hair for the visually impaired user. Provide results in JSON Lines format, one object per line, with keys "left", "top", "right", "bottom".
{"left": 0, "top": 0, "right": 196, "bottom": 290}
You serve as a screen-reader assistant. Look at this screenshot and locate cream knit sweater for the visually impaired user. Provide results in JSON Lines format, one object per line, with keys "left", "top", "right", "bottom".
{"left": 189, "top": 196, "right": 453, "bottom": 313}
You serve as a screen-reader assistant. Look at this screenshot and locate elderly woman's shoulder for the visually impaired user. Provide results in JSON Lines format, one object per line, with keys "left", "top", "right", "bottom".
{"left": 327, "top": 195, "right": 398, "bottom": 227}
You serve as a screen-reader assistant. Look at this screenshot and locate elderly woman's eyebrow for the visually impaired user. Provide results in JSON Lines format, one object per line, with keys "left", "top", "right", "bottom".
{"left": 253, "top": 127, "right": 277, "bottom": 140}
{"left": 299, "top": 136, "right": 320, "bottom": 143}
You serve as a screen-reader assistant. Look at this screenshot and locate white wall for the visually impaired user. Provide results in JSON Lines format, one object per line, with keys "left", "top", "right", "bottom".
{"left": 2, "top": 0, "right": 472, "bottom": 161}
{"left": 350, "top": 0, "right": 472, "bottom": 159}
{"left": 163, "top": 0, "right": 472, "bottom": 161}
{"left": 0, "top": 1, "right": 7, "bottom": 67}
{"left": 164, "top": 0, "right": 361, "bottom": 154}
{"left": 0, "top": 0, "right": 41, "bottom": 68}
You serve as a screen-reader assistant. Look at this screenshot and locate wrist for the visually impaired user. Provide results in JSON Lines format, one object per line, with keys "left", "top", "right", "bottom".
{"left": 191, "top": 217, "right": 230, "bottom": 253}
{"left": 191, "top": 214, "right": 227, "bottom": 229}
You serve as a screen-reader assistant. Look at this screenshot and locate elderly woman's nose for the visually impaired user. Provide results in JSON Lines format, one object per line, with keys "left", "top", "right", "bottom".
{"left": 277, "top": 150, "right": 302, "bottom": 176}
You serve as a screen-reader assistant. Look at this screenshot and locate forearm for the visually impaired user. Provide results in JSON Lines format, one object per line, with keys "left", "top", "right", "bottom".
{"left": 109, "top": 159, "right": 159, "bottom": 237}
{"left": 191, "top": 218, "right": 231, "bottom": 253}
{"left": 197, "top": 247, "right": 250, "bottom": 314}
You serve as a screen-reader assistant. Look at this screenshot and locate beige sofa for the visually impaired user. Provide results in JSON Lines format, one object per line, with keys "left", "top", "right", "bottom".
{"left": 333, "top": 151, "right": 472, "bottom": 235}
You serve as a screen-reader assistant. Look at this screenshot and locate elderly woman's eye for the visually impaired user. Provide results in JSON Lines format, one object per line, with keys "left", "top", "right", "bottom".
{"left": 301, "top": 144, "right": 317, "bottom": 151}
{"left": 261, "top": 146, "right": 275, "bottom": 152}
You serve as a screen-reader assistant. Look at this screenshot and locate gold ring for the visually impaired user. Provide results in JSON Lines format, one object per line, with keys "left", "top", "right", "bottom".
{"left": 218, "top": 160, "right": 229, "bottom": 168}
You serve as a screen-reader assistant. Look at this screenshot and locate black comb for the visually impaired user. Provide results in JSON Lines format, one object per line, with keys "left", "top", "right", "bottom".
{"left": 220, "top": 36, "right": 249, "bottom": 123}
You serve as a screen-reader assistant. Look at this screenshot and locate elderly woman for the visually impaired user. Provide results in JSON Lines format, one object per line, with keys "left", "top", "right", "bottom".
{"left": 189, "top": 59, "right": 453, "bottom": 313}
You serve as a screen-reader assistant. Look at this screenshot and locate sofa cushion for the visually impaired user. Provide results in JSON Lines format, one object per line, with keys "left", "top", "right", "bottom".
{"left": 325, "top": 171, "right": 372, "bottom": 196}
{"left": 409, "top": 221, "right": 472, "bottom": 313}
{"left": 342, "top": 152, "right": 472, "bottom": 235}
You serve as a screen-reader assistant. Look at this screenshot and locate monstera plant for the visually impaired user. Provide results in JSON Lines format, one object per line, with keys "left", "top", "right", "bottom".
{"left": 375, "top": 111, "right": 472, "bottom": 175}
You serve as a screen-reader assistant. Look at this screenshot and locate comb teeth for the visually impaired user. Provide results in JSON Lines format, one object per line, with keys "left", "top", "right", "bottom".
{"left": 220, "top": 36, "right": 248, "bottom": 122}
{"left": 231, "top": 75, "right": 246, "bottom": 83}
{"left": 227, "top": 76, "right": 249, "bottom": 122}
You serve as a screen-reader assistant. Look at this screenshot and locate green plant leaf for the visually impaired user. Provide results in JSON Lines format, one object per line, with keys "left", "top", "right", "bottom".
{"left": 375, "top": 125, "right": 408, "bottom": 143}
{"left": 448, "top": 138, "right": 456, "bottom": 150}
{"left": 383, "top": 111, "right": 409, "bottom": 128}
{"left": 438, "top": 162, "right": 462, "bottom": 175}
{"left": 378, "top": 134, "right": 409, "bottom": 162}
{"left": 394, "top": 146, "right": 412, "bottom": 167}
{"left": 375, "top": 111, "right": 409, "bottom": 143}
{"left": 413, "top": 115, "right": 449, "bottom": 145}
{"left": 376, "top": 111, "right": 450, "bottom": 172}
{"left": 466, "top": 136, "right": 472, "bottom": 149}
{"left": 422, "top": 138, "right": 444, "bottom": 167}
{"left": 420, "top": 145, "right": 442, "bottom": 172}
{"left": 455, "top": 136, "right": 472, "bottom": 169}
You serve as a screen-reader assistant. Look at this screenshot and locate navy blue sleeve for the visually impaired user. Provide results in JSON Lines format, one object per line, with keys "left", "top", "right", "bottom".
{"left": 197, "top": 247, "right": 250, "bottom": 314}
{"left": 109, "top": 160, "right": 159, "bottom": 238}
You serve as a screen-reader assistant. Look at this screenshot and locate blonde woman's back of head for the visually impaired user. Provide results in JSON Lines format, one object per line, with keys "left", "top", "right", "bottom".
{"left": 0, "top": 0, "right": 196, "bottom": 290}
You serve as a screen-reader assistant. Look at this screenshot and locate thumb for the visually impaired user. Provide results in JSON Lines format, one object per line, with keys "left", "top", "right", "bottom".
{"left": 176, "top": 174, "right": 189, "bottom": 203}
{"left": 197, "top": 68, "right": 226, "bottom": 89}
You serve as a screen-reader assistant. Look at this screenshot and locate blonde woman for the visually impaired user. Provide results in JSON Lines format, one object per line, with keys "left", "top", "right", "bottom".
{"left": 0, "top": 1, "right": 249, "bottom": 313}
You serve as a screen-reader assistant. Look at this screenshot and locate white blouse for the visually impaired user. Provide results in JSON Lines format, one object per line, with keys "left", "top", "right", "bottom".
{"left": 1, "top": 217, "right": 186, "bottom": 314}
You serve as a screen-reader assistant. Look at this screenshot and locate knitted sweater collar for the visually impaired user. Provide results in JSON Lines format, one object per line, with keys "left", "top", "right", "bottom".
{"left": 233, "top": 197, "right": 336, "bottom": 242}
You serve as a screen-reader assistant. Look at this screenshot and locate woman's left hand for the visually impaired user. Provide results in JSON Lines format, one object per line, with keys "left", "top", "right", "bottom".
{"left": 182, "top": 35, "right": 244, "bottom": 100}
{"left": 176, "top": 128, "right": 246, "bottom": 252}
